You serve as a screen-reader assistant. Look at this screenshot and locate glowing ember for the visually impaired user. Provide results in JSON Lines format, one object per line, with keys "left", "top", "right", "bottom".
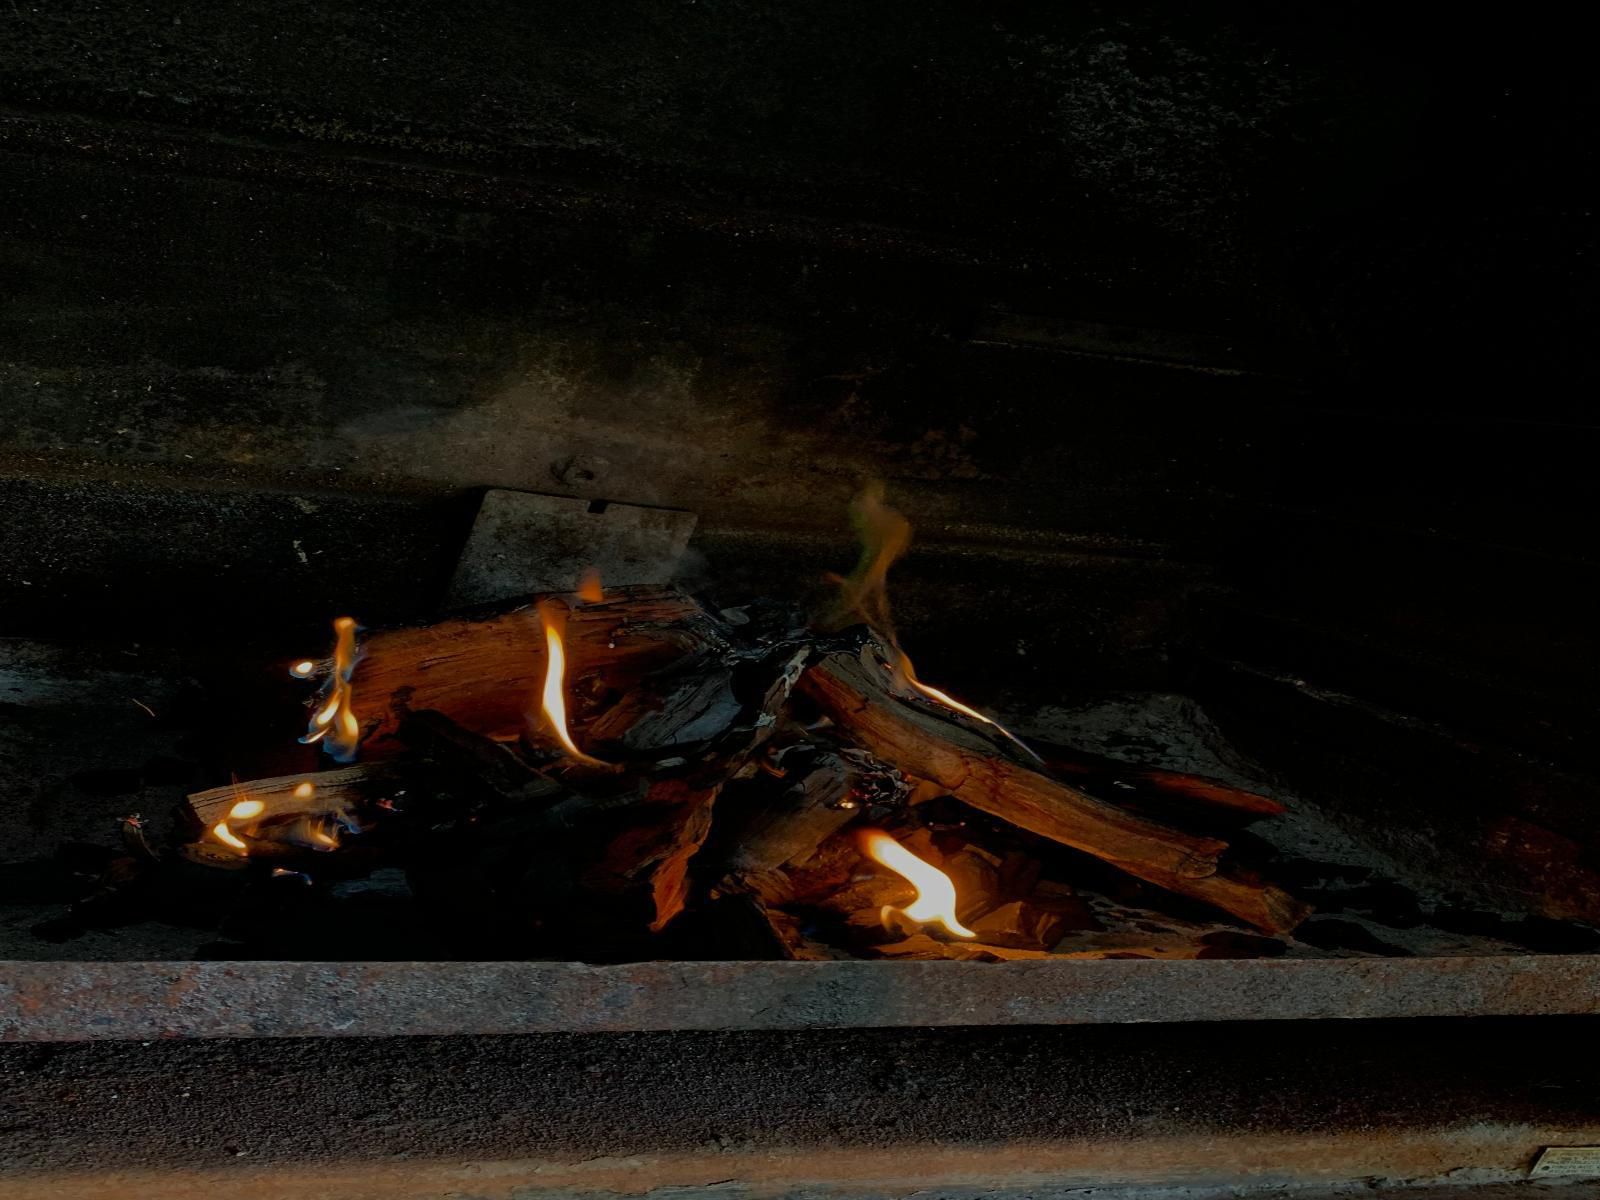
{"left": 290, "top": 659, "right": 316, "bottom": 678}
{"left": 536, "top": 600, "right": 609, "bottom": 767}
{"left": 292, "top": 781, "right": 315, "bottom": 801}
{"left": 300, "top": 616, "right": 362, "bottom": 761}
{"left": 228, "top": 798, "right": 265, "bottom": 821}
{"left": 576, "top": 566, "right": 604, "bottom": 604}
{"left": 833, "top": 483, "right": 1042, "bottom": 765}
{"left": 860, "top": 830, "right": 974, "bottom": 938}
{"left": 211, "top": 821, "right": 248, "bottom": 853}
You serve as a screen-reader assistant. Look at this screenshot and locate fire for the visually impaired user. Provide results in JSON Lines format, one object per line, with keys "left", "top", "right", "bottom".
{"left": 289, "top": 659, "right": 316, "bottom": 678}
{"left": 211, "top": 821, "right": 248, "bottom": 853}
{"left": 210, "top": 795, "right": 265, "bottom": 854}
{"left": 860, "top": 830, "right": 974, "bottom": 938}
{"left": 293, "top": 781, "right": 315, "bottom": 801}
{"left": 576, "top": 566, "right": 604, "bottom": 604}
{"left": 300, "top": 616, "right": 362, "bottom": 761}
{"left": 536, "top": 600, "right": 609, "bottom": 767}
{"left": 831, "top": 484, "right": 1042, "bottom": 764}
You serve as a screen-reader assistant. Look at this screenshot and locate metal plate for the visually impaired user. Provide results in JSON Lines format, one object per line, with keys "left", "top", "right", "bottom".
{"left": 445, "top": 489, "right": 696, "bottom": 607}
{"left": 3, "top": 955, "right": 1600, "bottom": 1042}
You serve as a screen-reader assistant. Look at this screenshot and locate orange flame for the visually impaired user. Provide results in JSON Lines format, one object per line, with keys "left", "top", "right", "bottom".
{"left": 536, "top": 601, "right": 609, "bottom": 767}
{"left": 860, "top": 830, "right": 974, "bottom": 938}
{"left": 300, "top": 616, "right": 362, "bottom": 761}
{"left": 576, "top": 566, "right": 604, "bottom": 604}
{"left": 831, "top": 484, "right": 1042, "bottom": 765}
{"left": 229, "top": 798, "right": 265, "bottom": 821}
{"left": 289, "top": 659, "right": 316, "bottom": 678}
{"left": 211, "top": 821, "right": 248, "bottom": 853}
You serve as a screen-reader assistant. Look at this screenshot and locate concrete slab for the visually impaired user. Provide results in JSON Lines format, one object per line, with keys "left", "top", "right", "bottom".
{"left": 2, "top": 955, "right": 1598, "bottom": 1042}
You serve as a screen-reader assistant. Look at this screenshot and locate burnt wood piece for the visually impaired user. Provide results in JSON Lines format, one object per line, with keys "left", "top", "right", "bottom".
{"left": 396, "top": 708, "right": 562, "bottom": 806}
{"left": 714, "top": 887, "right": 842, "bottom": 961}
{"left": 800, "top": 649, "right": 1308, "bottom": 934}
{"left": 1029, "top": 738, "right": 1286, "bottom": 822}
{"left": 583, "top": 640, "right": 813, "bottom": 785}
{"left": 186, "top": 764, "right": 396, "bottom": 826}
{"left": 580, "top": 777, "right": 719, "bottom": 933}
{"left": 345, "top": 585, "right": 732, "bottom": 754}
{"left": 715, "top": 747, "right": 870, "bottom": 878}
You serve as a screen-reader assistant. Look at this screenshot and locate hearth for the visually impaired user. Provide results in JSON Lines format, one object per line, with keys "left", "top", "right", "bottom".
{"left": 4, "top": 5, "right": 1599, "bottom": 1196}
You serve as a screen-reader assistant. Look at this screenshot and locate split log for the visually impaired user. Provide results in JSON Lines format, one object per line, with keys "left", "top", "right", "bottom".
{"left": 343, "top": 585, "right": 732, "bottom": 755}
{"left": 187, "top": 764, "right": 397, "bottom": 826}
{"left": 800, "top": 648, "right": 1308, "bottom": 934}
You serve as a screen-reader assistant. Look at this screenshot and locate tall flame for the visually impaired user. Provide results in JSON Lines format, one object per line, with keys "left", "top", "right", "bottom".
{"left": 300, "top": 616, "right": 362, "bottom": 761}
{"left": 536, "top": 601, "right": 609, "bottom": 767}
{"left": 860, "top": 830, "right": 975, "bottom": 938}
{"left": 830, "top": 484, "right": 1042, "bottom": 765}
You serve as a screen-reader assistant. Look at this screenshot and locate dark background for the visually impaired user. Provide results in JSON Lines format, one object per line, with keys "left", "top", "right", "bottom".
{"left": 1, "top": 4, "right": 1596, "bottom": 910}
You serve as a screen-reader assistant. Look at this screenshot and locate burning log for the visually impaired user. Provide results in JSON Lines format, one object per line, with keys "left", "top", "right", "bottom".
{"left": 344, "top": 585, "right": 732, "bottom": 755}
{"left": 187, "top": 764, "right": 395, "bottom": 827}
{"left": 800, "top": 647, "right": 1308, "bottom": 934}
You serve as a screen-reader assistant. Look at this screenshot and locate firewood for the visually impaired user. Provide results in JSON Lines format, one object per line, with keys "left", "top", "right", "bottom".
{"left": 396, "top": 708, "right": 562, "bottom": 807}
{"left": 712, "top": 746, "right": 873, "bottom": 878}
{"left": 344, "top": 585, "right": 732, "bottom": 754}
{"left": 800, "top": 647, "right": 1308, "bottom": 934}
{"left": 186, "top": 764, "right": 396, "bottom": 826}
{"left": 1029, "top": 738, "right": 1286, "bottom": 822}
{"left": 580, "top": 777, "right": 718, "bottom": 933}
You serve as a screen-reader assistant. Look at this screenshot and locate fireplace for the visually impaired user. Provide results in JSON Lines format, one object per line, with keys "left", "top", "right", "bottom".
{"left": 3, "top": 4, "right": 1598, "bottom": 1197}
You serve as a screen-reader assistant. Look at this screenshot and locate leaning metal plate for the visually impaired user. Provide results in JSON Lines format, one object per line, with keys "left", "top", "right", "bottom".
{"left": 1532, "top": 1147, "right": 1600, "bottom": 1177}
{"left": 445, "top": 489, "right": 697, "bottom": 607}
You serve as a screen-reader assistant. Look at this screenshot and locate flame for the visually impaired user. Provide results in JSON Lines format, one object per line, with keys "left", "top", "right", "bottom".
{"left": 228, "top": 798, "right": 265, "bottom": 821}
{"left": 860, "top": 830, "right": 974, "bottom": 938}
{"left": 290, "top": 659, "right": 316, "bottom": 678}
{"left": 304, "top": 817, "right": 339, "bottom": 850}
{"left": 300, "top": 616, "right": 362, "bottom": 761}
{"left": 211, "top": 821, "right": 248, "bottom": 853}
{"left": 576, "top": 566, "right": 604, "bottom": 604}
{"left": 536, "top": 601, "right": 609, "bottom": 767}
{"left": 292, "top": 781, "right": 315, "bottom": 801}
{"left": 831, "top": 483, "right": 1042, "bottom": 765}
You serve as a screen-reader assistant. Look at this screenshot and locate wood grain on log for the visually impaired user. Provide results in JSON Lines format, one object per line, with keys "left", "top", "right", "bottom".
{"left": 800, "top": 649, "right": 1307, "bottom": 934}
{"left": 345, "top": 586, "right": 728, "bottom": 755}
{"left": 187, "top": 764, "right": 394, "bottom": 825}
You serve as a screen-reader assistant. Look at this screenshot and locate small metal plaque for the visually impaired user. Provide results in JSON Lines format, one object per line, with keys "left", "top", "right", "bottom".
{"left": 1532, "top": 1147, "right": 1600, "bottom": 1177}
{"left": 445, "top": 488, "right": 697, "bottom": 608}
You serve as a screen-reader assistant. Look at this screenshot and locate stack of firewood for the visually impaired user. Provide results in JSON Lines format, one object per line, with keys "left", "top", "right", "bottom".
{"left": 179, "top": 584, "right": 1308, "bottom": 961}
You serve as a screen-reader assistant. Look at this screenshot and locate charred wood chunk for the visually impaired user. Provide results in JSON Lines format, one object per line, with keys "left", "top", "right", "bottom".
{"left": 397, "top": 708, "right": 561, "bottom": 808}
{"left": 712, "top": 746, "right": 873, "bottom": 879}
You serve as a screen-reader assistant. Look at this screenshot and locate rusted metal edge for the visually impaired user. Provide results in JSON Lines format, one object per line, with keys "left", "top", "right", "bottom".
{"left": 3, "top": 955, "right": 1597, "bottom": 1042}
